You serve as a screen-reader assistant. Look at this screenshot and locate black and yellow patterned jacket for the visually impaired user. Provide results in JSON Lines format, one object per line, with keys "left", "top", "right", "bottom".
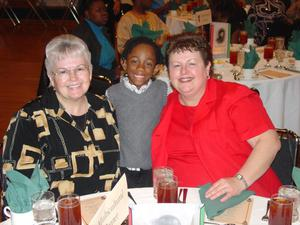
{"left": 2, "top": 87, "right": 120, "bottom": 199}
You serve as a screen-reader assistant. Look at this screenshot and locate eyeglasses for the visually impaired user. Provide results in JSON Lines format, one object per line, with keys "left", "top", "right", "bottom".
{"left": 52, "top": 64, "right": 89, "bottom": 80}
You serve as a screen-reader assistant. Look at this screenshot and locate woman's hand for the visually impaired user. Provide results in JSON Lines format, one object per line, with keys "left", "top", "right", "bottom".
{"left": 205, "top": 177, "right": 246, "bottom": 202}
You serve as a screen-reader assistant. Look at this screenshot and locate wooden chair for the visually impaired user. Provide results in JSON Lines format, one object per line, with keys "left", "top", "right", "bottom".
{"left": 271, "top": 129, "right": 300, "bottom": 185}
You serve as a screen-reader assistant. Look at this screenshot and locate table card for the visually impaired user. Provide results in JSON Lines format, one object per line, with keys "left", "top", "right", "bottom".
{"left": 194, "top": 9, "right": 212, "bottom": 26}
{"left": 210, "top": 22, "right": 231, "bottom": 59}
{"left": 89, "top": 175, "right": 129, "bottom": 225}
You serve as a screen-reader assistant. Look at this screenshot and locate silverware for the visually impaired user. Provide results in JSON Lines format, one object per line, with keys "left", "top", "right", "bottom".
{"left": 128, "top": 191, "right": 137, "bottom": 205}
{"left": 183, "top": 188, "right": 188, "bottom": 203}
{"left": 261, "top": 200, "right": 270, "bottom": 221}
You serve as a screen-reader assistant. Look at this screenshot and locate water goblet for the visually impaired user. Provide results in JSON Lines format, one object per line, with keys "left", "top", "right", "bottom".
{"left": 278, "top": 185, "right": 300, "bottom": 222}
{"left": 31, "top": 191, "right": 56, "bottom": 225}
{"left": 274, "top": 37, "right": 285, "bottom": 69}
{"left": 263, "top": 45, "right": 274, "bottom": 67}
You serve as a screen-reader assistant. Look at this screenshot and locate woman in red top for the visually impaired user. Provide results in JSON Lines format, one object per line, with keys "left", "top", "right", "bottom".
{"left": 151, "top": 33, "right": 281, "bottom": 201}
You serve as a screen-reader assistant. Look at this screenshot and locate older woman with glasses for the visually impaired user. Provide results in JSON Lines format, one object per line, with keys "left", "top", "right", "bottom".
{"left": 2, "top": 34, "right": 120, "bottom": 200}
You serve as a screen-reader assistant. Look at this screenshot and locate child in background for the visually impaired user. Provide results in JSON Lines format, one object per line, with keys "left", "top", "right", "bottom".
{"left": 106, "top": 36, "right": 167, "bottom": 188}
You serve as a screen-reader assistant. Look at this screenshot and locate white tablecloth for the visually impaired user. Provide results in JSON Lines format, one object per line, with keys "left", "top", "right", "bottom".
{"left": 128, "top": 187, "right": 299, "bottom": 225}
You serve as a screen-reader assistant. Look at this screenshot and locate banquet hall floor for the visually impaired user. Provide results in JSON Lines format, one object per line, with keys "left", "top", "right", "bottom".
{"left": 0, "top": 19, "right": 76, "bottom": 138}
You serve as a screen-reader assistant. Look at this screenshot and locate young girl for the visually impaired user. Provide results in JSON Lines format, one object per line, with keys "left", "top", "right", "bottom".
{"left": 106, "top": 36, "right": 167, "bottom": 188}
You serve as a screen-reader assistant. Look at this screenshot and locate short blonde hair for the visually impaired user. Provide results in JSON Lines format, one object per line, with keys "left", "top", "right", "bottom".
{"left": 45, "top": 34, "right": 92, "bottom": 77}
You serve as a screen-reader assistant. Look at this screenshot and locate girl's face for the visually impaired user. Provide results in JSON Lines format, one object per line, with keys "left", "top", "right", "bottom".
{"left": 122, "top": 43, "right": 158, "bottom": 89}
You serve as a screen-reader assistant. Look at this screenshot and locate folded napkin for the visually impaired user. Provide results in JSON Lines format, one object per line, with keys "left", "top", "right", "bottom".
{"left": 290, "top": 30, "right": 300, "bottom": 41}
{"left": 5, "top": 164, "right": 49, "bottom": 213}
{"left": 243, "top": 46, "right": 260, "bottom": 69}
{"left": 184, "top": 22, "right": 197, "bottom": 33}
{"left": 131, "top": 21, "right": 163, "bottom": 41}
{"left": 292, "top": 167, "right": 300, "bottom": 188}
{"left": 288, "top": 40, "right": 300, "bottom": 60}
{"left": 244, "top": 18, "right": 256, "bottom": 38}
{"left": 192, "top": 5, "right": 209, "bottom": 13}
{"left": 199, "top": 183, "right": 255, "bottom": 219}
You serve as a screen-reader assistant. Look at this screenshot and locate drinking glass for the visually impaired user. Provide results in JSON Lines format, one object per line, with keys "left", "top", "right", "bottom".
{"left": 278, "top": 185, "right": 300, "bottom": 222}
{"left": 239, "top": 30, "right": 248, "bottom": 46}
{"left": 263, "top": 45, "right": 274, "bottom": 67}
{"left": 157, "top": 176, "right": 178, "bottom": 203}
{"left": 269, "top": 194, "right": 293, "bottom": 225}
{"left": 267, "top": 37, "right": 276, "bottom": 50}
{"left": 274, "top": 37, "right": 285, "bottom": 69}
{"left": 230, "top": 48, "right": 239, "bottom": 73}
{"left": 31, "top": 191, "right": 56, "bottom": 225}
{"left": 153, "top": 167, "right": 174, "bottom": 198}
{"left": 57, "top": 194, "right": 82, "bottom": 225}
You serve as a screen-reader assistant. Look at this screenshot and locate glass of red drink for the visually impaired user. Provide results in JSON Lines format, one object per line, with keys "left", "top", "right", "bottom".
{"left": 239, "top": 31, "right": 248, "bottom": 46}
{"left": 58, "top": 194, "right": 82, "bottom": 225}
{"left": 153, "top": 167, "right": 174, "bottom": 198}
{"left": 263, "top": 45, "right": 274, "bottom": 67}
{"left": 230, "top": 47, "right": 239, "bottom": 73}
{"left": 267, "top": 37, "right": 276, "bottom": 49}
{"left": 269, "top": 194, "right": 293, "bottom": 225}
{"left": 157, "top": 176, "right": 178, "bottom": 203}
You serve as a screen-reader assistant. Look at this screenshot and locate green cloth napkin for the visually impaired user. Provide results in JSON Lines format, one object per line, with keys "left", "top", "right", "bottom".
{"left": 199, "top": 183, "right": 255, "bottom": 219}
{"left": 131, "top": 21, "right": 163, "bottom": 41}
{"left": 184, "top": 22, "right": 197, "bottom": 33}
{"left": 243, "top": 46, "right": 260, "bottom": 69}
{"left": 288, "top": 40, "right": 300, "bottom": 60}
{"left": 192, "top": 5, "right": 209, "bottom": 13}
{"left": 5, "top": 164, "right": 49, "bottom": 213}
{"left": 170, "top": 0, "right": 179, "bottom": 10}
{"left": 292, "top": 167, "right": 300, "bottom": 188}
{"left": 290, "top": 30, "right": 300, "bottom": 42}
{"left": 244, "top": 18, "right": 256, "bottom": 38}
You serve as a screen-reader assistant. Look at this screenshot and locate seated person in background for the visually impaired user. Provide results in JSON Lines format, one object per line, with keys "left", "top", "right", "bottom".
{"left": 152, "top": 33, "right": 282, "bottom": 201}
{"left": 116, "top": 0, "right": 169, "bottom": 54}
{"left": 2, "top": 35, "right": 120, "bottom": 202}
{"left": 37, "top": 0, "right": 118, "bottom": 96}
{"left": 248, "top": 0, "right": 292, "bottom": 45}
{"left": 106, "top": 36, "right": 167, "bottom": 188}
{"left": 287, "top": 0, "right": 300, "bottom": 29}
{"left": 208, "top": 0, "right": 247, "bottom": 43}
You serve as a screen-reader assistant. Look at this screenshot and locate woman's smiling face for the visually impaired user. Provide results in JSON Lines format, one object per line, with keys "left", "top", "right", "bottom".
{"left": 168, "top": 50, "right": 211, "bottom": 106}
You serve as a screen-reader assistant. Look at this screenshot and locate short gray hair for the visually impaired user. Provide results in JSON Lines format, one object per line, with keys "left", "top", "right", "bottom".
{"left": 45, "top": 34, "right": 92, "bottom": 76}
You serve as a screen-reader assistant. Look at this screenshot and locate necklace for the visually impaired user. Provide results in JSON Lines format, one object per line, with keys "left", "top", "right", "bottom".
{"left": 71, "top": 113, "right": 87, "bottom": 131}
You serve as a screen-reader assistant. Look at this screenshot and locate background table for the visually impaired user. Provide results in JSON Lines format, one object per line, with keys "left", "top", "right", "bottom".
{"left": 215, "top": 57, "right": 300, "bottom": 136}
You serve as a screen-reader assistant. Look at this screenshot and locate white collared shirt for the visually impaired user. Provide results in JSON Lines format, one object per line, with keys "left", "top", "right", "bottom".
{"left": 122, "top": 76, "right": 152, "bottom": 94}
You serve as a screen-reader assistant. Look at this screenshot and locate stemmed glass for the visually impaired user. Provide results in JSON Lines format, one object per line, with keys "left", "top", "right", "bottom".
{"left": 230, "top": 47, "right": 239, "bottom": 74}
{"left": 274, "top": 37, "right": 285, "bottom": 69}
{"left": 263, "top": 45, "right": 274, "bottom": 67}
{"left": 267, "top": 37, "right": 276, "bottom": 49}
